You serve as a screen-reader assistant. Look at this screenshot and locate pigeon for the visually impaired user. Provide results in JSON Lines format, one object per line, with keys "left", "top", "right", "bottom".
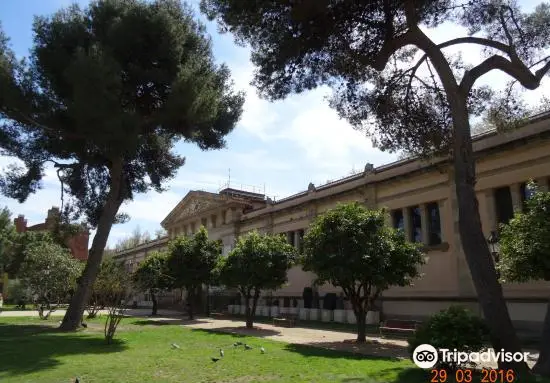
{"left": 219, "top": 349, "right": 224, "bottom": 357}
{"left": 171, "top": 343, "right": 181, "bottom": 349}
{"left": 244, "top": 344, "right": 252, "bottom": 350}
{"left": 260, "top": 347, "right": 265, "bottom": 354}
{"left": 81, "top": 322, "right": 88, "bottom": 328}
{"left": 234, "top": 341, "right": 243, "bottom": 346}
{"left": 233, "top": 342, "right": 239, "bottom": 347}
{"left": 211, "top": 357, "right": 221, "bottom": 362}
{"left": 75, "top": 378, "right": 80, "bottom": 383}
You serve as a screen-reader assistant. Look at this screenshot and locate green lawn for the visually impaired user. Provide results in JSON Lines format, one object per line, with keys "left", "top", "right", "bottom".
{"left": 0, "top": 316, "right": 545, "bottom": 383}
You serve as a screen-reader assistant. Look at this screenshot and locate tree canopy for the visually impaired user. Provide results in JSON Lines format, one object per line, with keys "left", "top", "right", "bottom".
{"left": 200, "top": 0, "right": 550, "bottom": 373}
{"left": 167, "top": 227, "right": 221, "bottom": 319}
{"left": 218, "top": 230, "right": 296, "bottom": 328}
{"left": 0, "top": 0, "right": 244, "bottom": 330}
{"left": 18, "top": 240, "right": 83, "bottom": 319}
{"left": 302, "top": 202, "right": 425, "bottom": 342}
{"left": 133, "top": 251, "right": 171, "bottom": 316}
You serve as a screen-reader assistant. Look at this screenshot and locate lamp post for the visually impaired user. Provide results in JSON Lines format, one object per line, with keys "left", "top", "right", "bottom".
{"left": 487, "top": 230, "right": 500, "bottom": 277}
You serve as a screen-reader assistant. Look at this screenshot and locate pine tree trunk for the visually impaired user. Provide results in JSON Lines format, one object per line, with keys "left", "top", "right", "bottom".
{"left": 533, "top": 300, "right": 550, "bottom": 377}
{"left": 449, "top": 97, "right": 528, "bottom": 373}
{"left": 151, "top": 291, "right": 158, "bottom": 316}
{"left": 60, "top": 159, "right": 125, "bottom": 331}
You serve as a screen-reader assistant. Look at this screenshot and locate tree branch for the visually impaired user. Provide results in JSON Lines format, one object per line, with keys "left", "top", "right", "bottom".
{"left": 535, "top": 60, "right": 550, "bottom": 80}
{"left": 372, "top": 31, "right": 417, "bottom": 71}
{"left": 438, "top": 37, "right": 511, "bottom": 55}
{"left": 460, "top": 55, "right": 540, "bottom": 94}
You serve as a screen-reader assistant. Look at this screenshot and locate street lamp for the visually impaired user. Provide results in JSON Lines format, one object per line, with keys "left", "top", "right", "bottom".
{"left": 487, "top": 230, "right": 500, "bottom": 277}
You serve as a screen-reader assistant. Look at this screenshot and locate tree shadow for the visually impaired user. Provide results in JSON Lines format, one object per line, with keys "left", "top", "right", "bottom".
{"left": 282, "top": 342, "right": 406, "bottom": 361}
{"left": 0, "top": 323, "right": 127, "bottom": 378}
{"left": 191, "top": 326, "right": 282, "bottom": 338}
{"left": 288, "top": 339, "right": 410, "bottom": 359}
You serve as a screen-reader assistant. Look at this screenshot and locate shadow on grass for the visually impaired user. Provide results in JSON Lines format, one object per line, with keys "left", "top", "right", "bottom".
{"left": 0, "top": 323, "right": 127, "bottom": 378}
{"left": 282, "top": 342, "right": 406, "bottom": 361}
{"left": 191, "top": 326, "right": 282, "bottom": 338}
{"left": 286, "top": 339, "right": 409, "bottom": 359}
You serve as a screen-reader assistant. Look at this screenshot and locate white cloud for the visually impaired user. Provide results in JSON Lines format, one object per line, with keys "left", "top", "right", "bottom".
{"left": 120, "top": 190, "right": 182, "bottom": 224}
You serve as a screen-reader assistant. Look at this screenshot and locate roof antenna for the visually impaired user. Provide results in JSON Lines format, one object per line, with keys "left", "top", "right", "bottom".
{"left": 228, "top": 168, "right": 231, "bottom": 189}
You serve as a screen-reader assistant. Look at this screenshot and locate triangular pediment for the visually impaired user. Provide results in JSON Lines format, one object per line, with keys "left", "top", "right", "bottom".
{"left": 161, "top": 191, "right": 227, "bottom": 227}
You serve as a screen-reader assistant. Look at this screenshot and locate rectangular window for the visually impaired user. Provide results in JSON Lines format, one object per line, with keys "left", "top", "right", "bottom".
{"left": 286, "top": 231, "right": 294, "bottom": 246}
{"left": 427, "top": 202, "right": 442, "bottom": 245}
{"left": 494, "top": 186, "right": 514, "bottom": 225}
{"left": 409, "top": 206, "right": 422, "bottom": 243}
{"left": 392, "top": 209, "right": 404, "bottom": 231}
{"left": 211, "top": 214, "right": 217, "bottom": 228}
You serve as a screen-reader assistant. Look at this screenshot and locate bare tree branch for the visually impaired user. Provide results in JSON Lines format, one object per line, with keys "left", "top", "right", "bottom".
{"left": 535, "top": 60, "right": 550, "bottom": 80}
{"left": 460, "top": 55, "right": 540, "bottom": 94}
{"left": 438, "top": 37, "right": 511, "bottom": 55}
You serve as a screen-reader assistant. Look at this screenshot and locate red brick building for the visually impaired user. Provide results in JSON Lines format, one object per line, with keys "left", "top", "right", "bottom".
{"left": 14, "top": 207, "right": 89, "bottom": 261}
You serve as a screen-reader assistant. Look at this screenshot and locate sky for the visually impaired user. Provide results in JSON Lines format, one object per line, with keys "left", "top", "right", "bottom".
{"left": 0, "top": 0, "right": 549, "bottom": 247}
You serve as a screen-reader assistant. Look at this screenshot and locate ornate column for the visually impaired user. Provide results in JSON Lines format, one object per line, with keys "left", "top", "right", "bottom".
{"left": 484, "top": 189, "right": 497, "bottom": 233}
{"left": 403, "top": 207, "right": 412, "bottom": 241}
{"left": 294, "top": 230, "right": 300, "bottom": 249}
{"left": 510, "top": 183, "right": 522, "bottom": 212}
{"left": 419, "top": 204, "right": 430, "bottom": 245}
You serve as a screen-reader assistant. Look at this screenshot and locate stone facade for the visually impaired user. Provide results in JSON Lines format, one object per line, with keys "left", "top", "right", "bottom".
{"left": 115, "top": 112, "right": 550, "bottom": 330}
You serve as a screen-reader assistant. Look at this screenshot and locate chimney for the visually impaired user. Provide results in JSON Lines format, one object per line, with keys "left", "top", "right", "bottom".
{"left": 14, "top": 215, "right": 27, "bottom": 233}
{"left": 45, "top": 207, "right": 60, "bottom": 229}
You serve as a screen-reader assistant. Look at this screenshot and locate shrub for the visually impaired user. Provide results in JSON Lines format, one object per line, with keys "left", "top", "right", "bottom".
{"left": 408, "top": 306, "right": 490, "bottom": 370}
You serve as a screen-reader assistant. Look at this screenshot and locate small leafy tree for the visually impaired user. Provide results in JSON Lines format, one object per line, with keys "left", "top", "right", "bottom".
{"left": 303, "top": 202, "right": 425, "bottom": 343}
{"left": 167, "top": 227, "right": 221, "bottom": 320}
{"left": 86, "top": 257, "right": 118, "bottom": 319}
{"left": 19, "top": 239, "right": 82, "bottom": 319}
{"left": 218, "top": 231, "right": 296, "bottom": 329}
{"left": 499, "top": 184, "right": 550, "bottom": 375}
{"left": 94, "top": 258, "right": 131, "bottom": 344}
{"left": 132, "top": 251, "right": 172, "bottom": 316}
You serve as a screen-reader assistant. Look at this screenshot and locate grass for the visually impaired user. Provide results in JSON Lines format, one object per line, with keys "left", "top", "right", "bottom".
{"left": 0, "top": 316, "right": 547, "bottom": 383}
